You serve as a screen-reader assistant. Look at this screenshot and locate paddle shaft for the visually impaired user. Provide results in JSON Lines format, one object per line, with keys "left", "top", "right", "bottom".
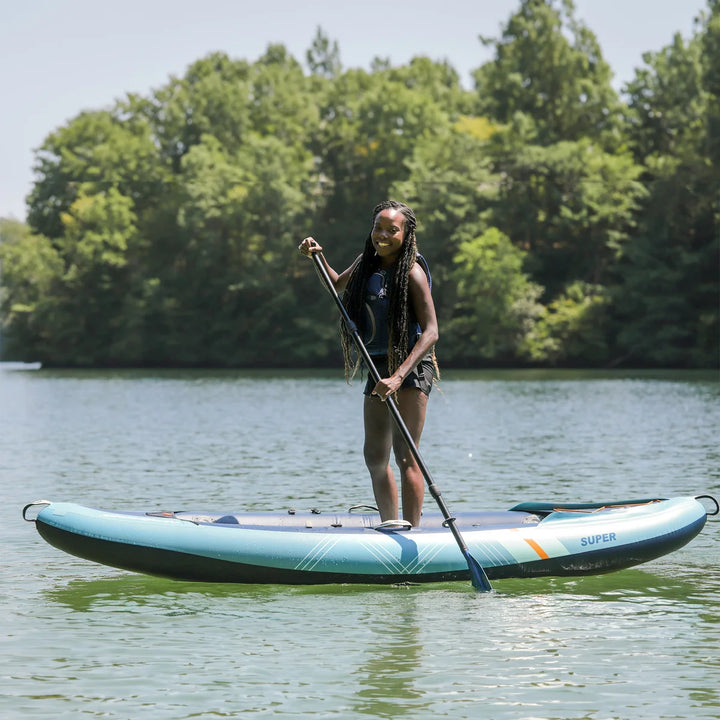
{"left": 311, "top": 251, "right": 492, "bottom": 591}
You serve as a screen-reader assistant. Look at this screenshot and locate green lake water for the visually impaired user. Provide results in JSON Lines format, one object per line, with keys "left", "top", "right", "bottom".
{"left": 2, "top": 368, "right": 719, "bottom": 719}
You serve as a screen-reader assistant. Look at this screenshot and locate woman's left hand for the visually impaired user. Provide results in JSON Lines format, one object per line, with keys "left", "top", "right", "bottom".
{"left": 372, "top": 375, "right": 402, "bottom": 401}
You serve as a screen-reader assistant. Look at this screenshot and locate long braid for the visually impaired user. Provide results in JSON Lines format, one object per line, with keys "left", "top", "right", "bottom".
{"left": 340, "top": 235, "right": 375, "bottom": 381}
{"left": 386, "top": 209, "right": 416, "bottom": 376}
{"left": 340, "top": 200, "right": 435, "bottom": 382}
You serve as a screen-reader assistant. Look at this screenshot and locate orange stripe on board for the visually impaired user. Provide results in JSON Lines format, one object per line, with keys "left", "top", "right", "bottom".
{"left": 524, "top": 538, "right": 549, "bottom": 559}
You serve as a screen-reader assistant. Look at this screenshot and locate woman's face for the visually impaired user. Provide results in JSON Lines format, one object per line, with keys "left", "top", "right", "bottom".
{"left": 371, "top": 208, "right": 406, "bottom": 264}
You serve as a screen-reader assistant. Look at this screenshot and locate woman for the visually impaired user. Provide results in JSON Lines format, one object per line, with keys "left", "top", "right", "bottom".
{"left": 298, "top": 200, "right": 439, "bottom": 526}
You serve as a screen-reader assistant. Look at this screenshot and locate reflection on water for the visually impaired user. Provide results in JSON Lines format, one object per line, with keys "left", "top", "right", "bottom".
{"left": 2, "top": 369, "right": 719, "bottom": 720}
{"left": 40, "top": 564, "right": 719, "bottom": 612}
{"left": 353, "top": 593, "right": 427, "bottom": 718}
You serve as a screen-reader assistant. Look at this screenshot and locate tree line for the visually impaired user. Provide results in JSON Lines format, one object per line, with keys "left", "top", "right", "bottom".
{"left": 1, "top": 0, "right": 718, "bottom": 368}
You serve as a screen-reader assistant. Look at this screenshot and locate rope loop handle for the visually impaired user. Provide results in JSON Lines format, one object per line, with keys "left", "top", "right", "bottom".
{"left": 22, "top": 500, "right": 51, "bottom": 522}
{"left": 696, "top": 495, "right": 719, "bottom": 516}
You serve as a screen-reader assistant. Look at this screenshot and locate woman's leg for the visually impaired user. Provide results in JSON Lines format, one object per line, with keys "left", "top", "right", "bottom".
{"left": 392, "top": 388, "right": 428, "bottom": 527}
{"left": 363, "top": 394, "right": 397, "bottom": 521}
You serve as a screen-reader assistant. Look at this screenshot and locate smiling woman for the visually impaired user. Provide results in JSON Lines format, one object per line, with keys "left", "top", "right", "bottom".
{"left": 370, "top": 209, "right": 405, "bottom": 260}
{"left": 298, "top": 201, "right": 439, "bottom": 527}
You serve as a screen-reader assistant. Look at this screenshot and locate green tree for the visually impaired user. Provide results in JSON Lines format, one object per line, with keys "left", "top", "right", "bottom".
{"left": 247, "top": 45, "right": 321, "bottom": 146}
{"left": 2, "top": 188, "right": 140, "bottom": 366}
{"left": 615, "top": 3, "right": 719, "bottom": 366}
{"left": 0, "top": 220, "right": 63, "bottom": 361}
{"left": 171, "top": 132, "right": 315, "bottom": 365}
{"left": 447, "top": 227, "right": 544, "bottom": 363}
{"left": 386, "top": 56, "right": 469, "bottom": 112}
{"left": 306, "top": 26, "right": 341, "bottom": 78}
{"left": 520, "top": 281, "right": 610, "bottom": 364}
{"left": 466, "top": 0, "right": 645, "bottom": 366}
{"left": 704, "top": 0, "right": 720, "bottom": 167}
{"left": 311, "top": 64, "right": 451, "bottom": 263}
{"left": 27, "top": 109, "right": 163, "bottom": 240}
{"left": 133, "top": 52, "right": 253, "bottom": 168}
{"left": 50, "top": 188, "right": 139, "bottom": 364}
{"left": 489, "top": 136, "right": 646, "bottom": 298}
{"left": 391, "top": 117, "right": 501, "bottom": 329}
{"left": 473, "top": 0, "right": 622, "bottom": 147}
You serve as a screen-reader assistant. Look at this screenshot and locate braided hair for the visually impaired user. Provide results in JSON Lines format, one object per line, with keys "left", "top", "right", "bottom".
{"left": 340, "top": 200, "right": 423, "bottom": 382}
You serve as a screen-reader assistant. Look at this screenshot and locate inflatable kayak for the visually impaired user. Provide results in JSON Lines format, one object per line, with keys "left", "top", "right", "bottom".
{"left": 24, "top": 496, "right": 716, "bottom": 585}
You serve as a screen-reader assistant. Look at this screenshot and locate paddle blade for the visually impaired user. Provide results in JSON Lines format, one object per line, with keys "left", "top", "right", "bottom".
{"left": 464, "top": 551, "right": 493, "bottom": 592}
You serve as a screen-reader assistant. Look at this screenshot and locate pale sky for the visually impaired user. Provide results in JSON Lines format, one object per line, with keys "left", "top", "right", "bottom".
{"left": 1, "top": 0, "right": 708, "bottom": 222}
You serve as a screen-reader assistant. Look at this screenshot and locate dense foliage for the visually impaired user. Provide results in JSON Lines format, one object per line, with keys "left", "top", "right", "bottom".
{"left": 1, "top": 0, "right": 718, "bottom": 368}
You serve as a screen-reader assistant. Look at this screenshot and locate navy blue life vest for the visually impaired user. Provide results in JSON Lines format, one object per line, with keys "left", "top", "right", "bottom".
{"left": 362, "top": 254, "right": 432, "bottom": 357}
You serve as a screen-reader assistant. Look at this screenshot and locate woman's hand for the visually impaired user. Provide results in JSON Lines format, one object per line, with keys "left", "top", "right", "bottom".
{"left": 298, "top": 237, "right": 321, "bottom": 258}
{"left": 372, "top": 374, "right": 403, "bottom": 401}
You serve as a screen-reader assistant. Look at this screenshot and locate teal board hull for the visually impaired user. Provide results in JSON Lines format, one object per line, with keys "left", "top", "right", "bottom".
{"left": 26, "top": 497, "right": 712, "bottom": 585}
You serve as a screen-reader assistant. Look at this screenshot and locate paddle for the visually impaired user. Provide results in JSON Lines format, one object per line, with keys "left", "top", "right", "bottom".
{"left": 311, "top": 250, "right": 492, "bottom": 592}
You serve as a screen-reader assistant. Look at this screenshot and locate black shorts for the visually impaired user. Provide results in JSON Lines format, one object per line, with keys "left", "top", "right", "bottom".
{"left": 363, "top": 356, "right": 435, "bottom": 397}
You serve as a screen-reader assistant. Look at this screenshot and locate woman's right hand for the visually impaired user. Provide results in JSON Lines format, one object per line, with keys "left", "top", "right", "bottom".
{"left": 298, "top": 237, "right": 321, "bottom": 258}
{"left": 299, "top": 238, "right": 350, "bottom": 292}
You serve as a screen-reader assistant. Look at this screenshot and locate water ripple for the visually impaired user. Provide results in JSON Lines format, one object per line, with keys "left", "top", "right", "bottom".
{"left": 2, "top": 369, "right": 718, "bottom": 720}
